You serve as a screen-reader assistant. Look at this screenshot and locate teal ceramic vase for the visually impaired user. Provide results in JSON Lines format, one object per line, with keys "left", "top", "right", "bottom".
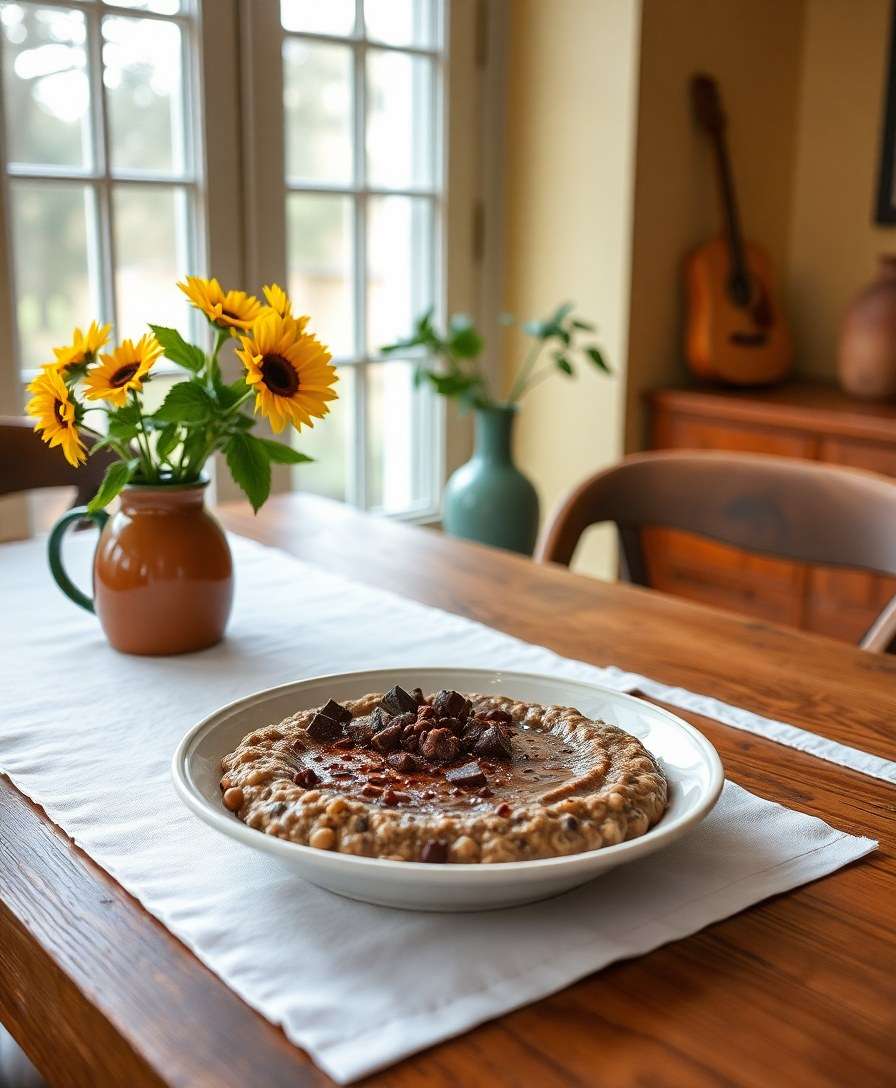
{"left": 443, "top": 405, "right": 540, "bottom": 555}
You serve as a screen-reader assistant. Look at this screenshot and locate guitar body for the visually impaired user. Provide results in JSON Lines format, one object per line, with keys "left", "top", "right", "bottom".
{"left": 685, "top": 75, "right": 794, "bottom": 386}
{"left": 685, "top": 236, "right": 793, "bottom": 385}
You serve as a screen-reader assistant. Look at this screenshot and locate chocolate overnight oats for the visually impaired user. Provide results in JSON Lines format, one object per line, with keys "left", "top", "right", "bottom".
{"left": 219, "top": 684, "right": 668, "bottom": 864}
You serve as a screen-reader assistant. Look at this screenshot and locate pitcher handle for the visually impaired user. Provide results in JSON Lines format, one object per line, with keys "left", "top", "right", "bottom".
{"left": 47, "top": 507, "right": 109, "bottom": 613}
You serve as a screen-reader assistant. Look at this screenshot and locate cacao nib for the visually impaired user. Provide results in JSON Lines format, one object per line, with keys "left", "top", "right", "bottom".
{"left": 320, "top": 699, "right": 352, "bottom": 724}
{"left": 390, "top": 712, "right": 417, "bottom": 730}
{"left": 495, "top": 802, "right": 512, "bottom": 817}
{"left": 433, "top": 689, "right": 471, "bottom": 720}
{"left": 333, "top": 737, "right": 354, "bottom": 750}
{"left": 445, "top": 761, "right": 487, "bottom": 788}
{"left": 420, "top": 840, "right": 448, "bottom": 863}
{"left": 293, "top": 767, "right": 320, "bottom": 788}
{"left": 347, "top": 719, "right": 375, "bottom": 746}
{"left": 306, "top": 712, "right": 342, "bottom": 742}
{"left": 417, "top": 704, "right": 436, "bottom": 720}
{"left": 440, "top": 716, "right": 464, "bottom": 737}
{"left": 473, "top": 724, "right": 513, "bottom": 762}
{"left": 483, "top": 708, "right": 513, "bottom": 725}
{"left": 411, "top": 687, "right": 428, "bottom": 706}
{"left": 420, "top": 727, "right": 461, "bottom": 762}
{"left": 380, "top": 685, "right": 419, "bottom": 716}
{"left": 383, "top": 788, "right": 409, "bottom": 806}
{"left": 461, "top": 721, "right": 486, "bottom": 749}
{"left": 387, "top": 751, "right": 423, "bottom": 773}
{"left": 371, "top": 723, "right": 403, "bottom": 753}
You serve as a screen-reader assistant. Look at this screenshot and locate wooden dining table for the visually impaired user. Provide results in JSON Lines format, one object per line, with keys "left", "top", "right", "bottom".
{"left": 1, "top": 492, "right": 894, "bottom": 1088}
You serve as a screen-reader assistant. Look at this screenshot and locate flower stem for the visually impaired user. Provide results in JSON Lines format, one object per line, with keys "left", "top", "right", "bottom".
{"left": 506, "top": 338, "right": 544, "bottom": 404}
{"left": 130, "top": 391, "right": 156, "bottom": 481}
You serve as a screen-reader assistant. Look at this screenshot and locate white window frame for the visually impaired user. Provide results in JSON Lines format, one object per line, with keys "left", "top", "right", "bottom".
{"left": 0, "top": 0, "right": 488, "bottom": 530}
{"left": 0, "top": 0, "right": 206, "bottom": 382}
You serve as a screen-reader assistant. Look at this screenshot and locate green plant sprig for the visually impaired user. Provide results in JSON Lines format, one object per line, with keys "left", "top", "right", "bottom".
{"left": 380, "top": 301, "right": 610, "bottom": 411}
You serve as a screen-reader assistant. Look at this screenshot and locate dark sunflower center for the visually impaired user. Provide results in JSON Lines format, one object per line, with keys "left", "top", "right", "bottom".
{"left": 54, "top": 399, "right": 67, "bottom": 425}
{"left": 220, "top": 308, "right": 239, "bottom": 320}
{"left": 110, "top": 363, "right": 139, "bottom": 387}
{"left": 260, "top": 353, "right": 299, "bottom": 397}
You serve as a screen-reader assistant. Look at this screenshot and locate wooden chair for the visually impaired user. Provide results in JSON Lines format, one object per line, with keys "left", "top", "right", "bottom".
{"left": 0, "top": 415, "right": 114, "bottom": 509}
{"left": 536, "top": 450, "right": 896, "bottom": 652}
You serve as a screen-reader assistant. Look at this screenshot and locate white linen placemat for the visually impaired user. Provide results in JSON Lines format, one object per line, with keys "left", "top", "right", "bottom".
{"left": 0, "top": 533, "right": 878, "bottom": 1083}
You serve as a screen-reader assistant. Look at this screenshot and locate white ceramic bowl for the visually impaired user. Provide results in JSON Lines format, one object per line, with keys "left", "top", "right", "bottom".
{"left": 172, "top": 667, "right": 723, "bottom": 911}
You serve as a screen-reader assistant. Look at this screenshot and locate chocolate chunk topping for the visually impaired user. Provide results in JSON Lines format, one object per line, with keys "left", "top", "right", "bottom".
{"left": 293, "top": 767, "right": 320, "bottom": 788}
{"left": 411, "top": 687, "right": 428, "bottom": 706}
{"left": 347, "top": 718, "right": 375, "bottom": 746}
{"left": 483, "top": 708, "right": 513, "bottom": 725}
{"left": 420, "top": 727, "right": 462, "bottom": 762}
{"left": 307, "top": 712, "right": 342, "bottom": 742}
{"left": 473, "top": 724, "right": 513, "bottom": 762}
{"left": 371, "top": 722, "right": 403, "bottom": 753}
{"left": 390, "top": 712, "right": 417, "bottom": 730}
{"left": 371, "top": 706, "right": 393, "bottom": 731}
{"left": 387, "top": 751, "right": 423, "bottom": 773}
{"left": 320, "top": 699, "right": 352, "bottom": 724}
{"left": 420, "top": 840, "right": 448, "bottom": 863}
{"left": 433, "top": 689, "right": 471, "bottom": 720}
{"left": 380, "top": 685, "right": 419, "bottom": 716}
{"left": 445, "top": 760, "right": 487, "bottom": 787}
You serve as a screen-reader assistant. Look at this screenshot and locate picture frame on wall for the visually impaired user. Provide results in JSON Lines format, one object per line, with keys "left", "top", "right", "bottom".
{"left": 875, "top": 1, "right": 896, "bottom": 223}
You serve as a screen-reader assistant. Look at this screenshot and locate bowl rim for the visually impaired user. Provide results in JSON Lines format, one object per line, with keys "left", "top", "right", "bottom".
{"left": 171, "top": 666, "right": 725, "bottom": 878}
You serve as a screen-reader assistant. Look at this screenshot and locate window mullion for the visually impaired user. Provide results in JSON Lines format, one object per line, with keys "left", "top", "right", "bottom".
{"left": 86, "top": 4, "right": 118, "bottom": 333}
{"left": 351, "top": 8, "right": 368, "bottom": 509}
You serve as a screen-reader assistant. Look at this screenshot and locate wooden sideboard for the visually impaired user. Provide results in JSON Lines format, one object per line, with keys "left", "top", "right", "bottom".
{"left": 647, "top": 382, "right": 896, "bottom": 644}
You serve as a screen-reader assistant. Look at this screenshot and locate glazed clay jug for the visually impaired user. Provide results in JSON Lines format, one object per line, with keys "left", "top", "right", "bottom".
{"left": 49, "top": 480, "right": 233, "bottom": 655}
{"left": 838, "top": 255, "right": 896, "bottom": 400}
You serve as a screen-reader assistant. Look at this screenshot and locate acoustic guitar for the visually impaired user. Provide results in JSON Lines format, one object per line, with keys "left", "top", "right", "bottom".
{"left": 685, "top": 74, "right": 793, "bottom": 385}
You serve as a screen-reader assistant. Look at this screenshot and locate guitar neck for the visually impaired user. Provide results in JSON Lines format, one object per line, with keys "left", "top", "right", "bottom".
{"left": 709, "top": 132, "right": 750, "bottom": 302}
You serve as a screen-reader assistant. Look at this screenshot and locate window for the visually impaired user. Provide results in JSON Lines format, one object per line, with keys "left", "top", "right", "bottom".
{"left": 278, "top": 0, "right": 445, "bottom": 517}
{"left": 1, "top": 0, "right": 472, "bottom": 527}
{"left": 0, "top": 0, "right": 203, "bottom": 389}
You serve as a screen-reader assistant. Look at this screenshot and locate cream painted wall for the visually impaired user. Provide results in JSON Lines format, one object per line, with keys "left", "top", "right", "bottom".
{"left": 501, "top": 0, "right": 641, "bottom": 578}
{"left": 788, "top": 0, "right": 892, "bottom": 380}
{"left": 624, "top": 0, "right": 805, "bottom": 450}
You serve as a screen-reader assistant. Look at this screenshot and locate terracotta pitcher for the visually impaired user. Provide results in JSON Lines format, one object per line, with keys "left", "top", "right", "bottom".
{"left": 838, "top": 255, "right": 896, "bottom": 400}
{"left": 49, "top": 480, "right": 233, "bottom": 655}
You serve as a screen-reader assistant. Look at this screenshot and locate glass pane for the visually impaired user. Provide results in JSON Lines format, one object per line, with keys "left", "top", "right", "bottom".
{"left": 367, "top": 361, "right": 433, "bottom": 512}
{"left": 1, "top": 4, "right": 91, "bottom": 168}
{"left": 367, "top": 196, "right": 433, "bottom": 353}
{"left": 283, "top": 38, "right": 352, "bottom": 184}
{"left": 367, "top": 49, "right": 434, "bottom": 188}
{"left": 281, "top": 0, "right": 354, "bottom": 35}
{"left": 105, "top": 0, "right": 181, "bottom": 13}
{"left": 364, "top": 0, "right": 438, "bottom": 49}
{"left": 292, "top": 365, "right": 353, "bottom": 503}
{"left": 113, "top": 184, "right": 191, "bottom": 339}
{"left": 10, "top": 180, "right": 96, "bottom": 371}
{"left": 287, "top": 192, "right": 353, "bottom": 358}
{"left": 102, "top": 15, "right": 185, "bottom": 174}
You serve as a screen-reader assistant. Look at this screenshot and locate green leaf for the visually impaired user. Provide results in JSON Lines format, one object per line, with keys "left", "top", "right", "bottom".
{"left": 447, "top": 314, "right": 484, "bottom": 359}
{"left": 555, "top": 354, "right": 574, "bottom": 376}
{"left": 215, "top": 375, "right": 249, "bottom": 410}
{"left": 550, "top": 301, "right": 575, "bottom": 325}
{"left": 571, "top": 318, "right": 596, "bottom": 332}
{"left": 149, "top": 325, "right": 206, "bottom": 373}
{"left": 224, "top": 433, "right": 271, "bottom": 513}
{"left": 254, "top": 437, "right": 313, "bottom": 465}
{"left": 87, "top": 459, "right": 136, "bottom": 513}
{"left": 153, "top": 381, "right": 215, "bottom": 424}
{"left": 230, "top": 413, "right": 256, "bottom": 431}
{"left": 155, "top": 423, "right": 179, "bottom": 462}
{"left": 585, "top": 345, "right": 611, "bottom": 374}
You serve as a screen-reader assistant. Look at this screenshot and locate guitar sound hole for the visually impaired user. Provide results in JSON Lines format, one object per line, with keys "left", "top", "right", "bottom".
{"left": 730, "top": 332, "right": 768, "bottom": 347}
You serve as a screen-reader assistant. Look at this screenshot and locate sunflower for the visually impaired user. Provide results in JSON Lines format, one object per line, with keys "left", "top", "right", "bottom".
{"left": 260, "top": 283, "right": 310, "bottom": 332}
{"left": 48, "top": 320, "right": 112, "bottom": 375}
{"left": 83, "top": 333, "right": 164, "bottom": 407}
{"left": 26, "top": 367, "right": 86, "bottom": 467}
{"left": 236, "top": 312, "right": 338, "bottom": 433}
{"left": 177, "top": 275, "right": 263, "bottom": 331}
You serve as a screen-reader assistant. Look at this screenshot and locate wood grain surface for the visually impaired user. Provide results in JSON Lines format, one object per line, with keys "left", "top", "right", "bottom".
{"left": 2, "top": 493, "right": 894, "bottom": 1088}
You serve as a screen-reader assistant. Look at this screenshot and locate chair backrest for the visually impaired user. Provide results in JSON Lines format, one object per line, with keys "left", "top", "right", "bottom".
{"left": 536, "top": 450, "right": 896, "bottom": 650}
{"left": 0, "top": 416, "right": 114, "bottom": 507}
